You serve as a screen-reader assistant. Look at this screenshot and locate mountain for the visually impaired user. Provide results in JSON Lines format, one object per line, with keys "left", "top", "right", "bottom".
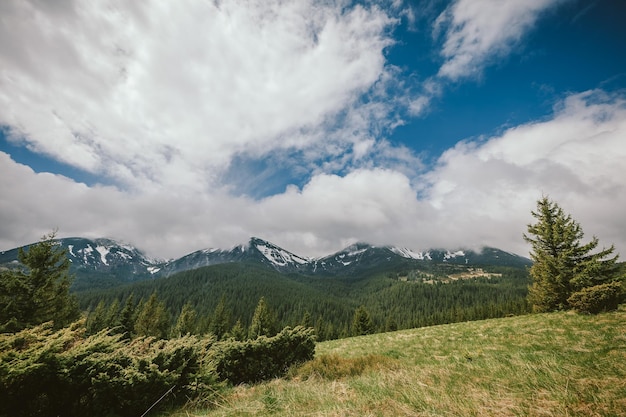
{"left": 158, "top": 237, "right": 310, "bottom": 276}
{"left": 0, "top": 237, "right": 159, "bottom": 290}
{"left": 0, "top": 236, "right": 531, "bottom": 290}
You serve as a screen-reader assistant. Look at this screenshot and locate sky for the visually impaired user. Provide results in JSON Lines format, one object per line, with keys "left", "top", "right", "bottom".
{"left": 1, "top": 0, "right": 625, "bottom": 260}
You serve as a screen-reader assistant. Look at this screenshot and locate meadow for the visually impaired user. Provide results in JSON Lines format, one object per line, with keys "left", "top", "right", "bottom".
{"left": 170, "top": 309, "right": 626, "bottom": 416}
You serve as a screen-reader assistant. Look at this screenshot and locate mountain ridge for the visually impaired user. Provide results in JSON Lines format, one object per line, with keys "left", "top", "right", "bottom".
{"left": 0, "top": 236, "right": 532, "bottom": 290}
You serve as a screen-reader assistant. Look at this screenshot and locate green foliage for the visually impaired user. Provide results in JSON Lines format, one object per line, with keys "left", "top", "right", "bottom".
{"left": 0, "top": 232, "right": 80, "bottom": 332}
{"left": 210, "top": 296, "right": 231, "bottom": 340}
{"left": 567, "top": 281, "right": 625, "bottom": 314}
{"left": 228, "top": 319, "right": 247, "bottom": 341}
{"left": 86, "top": 300, "right": 109, "bottom": 334}
{"left": 249, "top": 296, "right": 277, "bottom": 338}
{"left": 212, "top": 326, "right": 316, "bottom": 385}
{"left": 135, "top": 292, "right": 171, "bottom": 339}
{"left": 524, "top": 197, "right": 621, "bottom": 312}
{"left": 79, "top": 263, "right": 531, "bottom": 342}
{"left": 351, "top": 305, "right": 374, "bottom": 336}
{"left": 172, "top": 302, "right": 198, "bottom": 338}
{"left": 0, "top": 321, "right": 220, "bottom": 417}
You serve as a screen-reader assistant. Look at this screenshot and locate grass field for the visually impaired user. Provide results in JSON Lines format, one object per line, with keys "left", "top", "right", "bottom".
{"left": 170, "top": 309, "right": 626, "bottom": 416}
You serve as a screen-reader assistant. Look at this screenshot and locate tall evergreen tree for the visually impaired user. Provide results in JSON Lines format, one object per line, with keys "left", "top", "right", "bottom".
{"left": 86, "top": 300, "right": 109, "bottom": 334}
{"left": 0, "top": 232, "right": 80, "bottom": 332}
{"left": 352, "top": 305, "right": 374, "bottom": 336}
{"left": 249, "top": 297, "right": 277, "bottom": 338}
{"left": 134, "top": 292, "right": 171, "bottom": 339}
{"left": 229, "top": 318, "right": 247, "bottom": 341}
{"left": 301, "top": 311, "right": 312, "bottom": 328}
{"left": 119, "top": 294, "right": 137, "bottom": 337}
{"left": 524, "top": 197, "right": 621, "bottom": 312}
{"left": 210, "top": 296, "right": 231, "bottom": 339}
{"left": 172, "top": 302, "right": 198, "bottom": 337}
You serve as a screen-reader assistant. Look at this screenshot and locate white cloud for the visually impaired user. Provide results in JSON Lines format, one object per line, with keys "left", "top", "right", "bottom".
{"left": 3, "top": 90, "right": 624, "bottom": 260}
{"left": 0, "top": 0, "right": 398, "bottom": 193}
{"left": 420, "top": 89, "right": 626, "bottom": 255}
{"left": 435, "top": 0, "right": 564, "bottom": 80}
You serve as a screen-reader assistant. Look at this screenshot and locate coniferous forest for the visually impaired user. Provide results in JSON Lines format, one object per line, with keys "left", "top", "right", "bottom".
{"left": 77, "top": 262, "right": 532, "bottom": 341}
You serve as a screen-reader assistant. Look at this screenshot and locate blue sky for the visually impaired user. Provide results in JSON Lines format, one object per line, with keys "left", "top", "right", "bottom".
{"left": 1, "top": 0, "right": 625, "bottom": 259}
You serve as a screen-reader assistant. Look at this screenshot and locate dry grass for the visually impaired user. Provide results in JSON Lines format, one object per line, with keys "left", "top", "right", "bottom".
{"left": 169, "top": 308, "right": 626, "bottom": 417}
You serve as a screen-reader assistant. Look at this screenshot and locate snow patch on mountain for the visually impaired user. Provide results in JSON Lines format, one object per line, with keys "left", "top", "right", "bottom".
{"left": 255, "top": 242, "right": 309, "bottom": 267}
{"left": 444, "top": 250, "right": 465, "bottom": 260}
{"left": 95, "top": 245, "right": 110, "bottom": 265}
{"left": 389, "top": 247, "right": 431, "bottom": 260}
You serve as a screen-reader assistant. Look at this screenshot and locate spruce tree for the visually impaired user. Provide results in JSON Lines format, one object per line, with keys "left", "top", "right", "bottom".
{"left": 524, "top": 197, "right": 621, "bottom": 312}
{"left": 352, "top": 305, "right": 374, "bottom": 336}
{"left": 249, "top": 297, "right": 277, "bottom": 338}
{"left": 301, "top": 311, "right": 312, "bottom": 328}
{"left": 0, "top": 232, "right": 79, "bottom": 332}
{"left": 86, "top": 300, "right": 109, "bottom": 334}
{"left": 210, "top": 296, "right": 231, "bottom": 339}
{"left": 119, "top": 294, "right": 137, "bottom": 337}
{"left": 134, "top": 292, "right": 171, "bottom": 339}
{"left": 229, "top": 319, "right": 247, "bottom": 341}
{"left": 172, "top": 302, "right": 198, "bottom": 337}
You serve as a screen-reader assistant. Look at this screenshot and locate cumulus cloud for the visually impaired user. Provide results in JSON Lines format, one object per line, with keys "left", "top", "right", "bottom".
{"left": 434, "top": 0, "right": 564, "bottom": 80}
{"left": 420, "top": 89, "right": 626, "bottom": 255}
{"left": 0, "top": 0, "right": 398, "bottom": 193}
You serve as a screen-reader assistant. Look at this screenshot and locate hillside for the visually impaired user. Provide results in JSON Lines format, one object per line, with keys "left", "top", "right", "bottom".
{"left": 171, "top": 309, "right": 626, "bottom": 416}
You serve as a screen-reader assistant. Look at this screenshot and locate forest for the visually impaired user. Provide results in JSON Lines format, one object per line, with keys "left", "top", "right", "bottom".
{"left": 77, "top": 261, "right": 532, "bottom": 341}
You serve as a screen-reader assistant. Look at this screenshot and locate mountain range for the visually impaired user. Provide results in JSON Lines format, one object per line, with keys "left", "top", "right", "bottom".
{"left": 0, "top": 237, "right": 531, "bottom": 290}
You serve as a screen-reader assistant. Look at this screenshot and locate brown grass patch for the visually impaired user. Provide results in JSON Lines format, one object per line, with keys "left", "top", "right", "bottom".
{"left": 289, "top": 353, "right": 398, "bottom": 380}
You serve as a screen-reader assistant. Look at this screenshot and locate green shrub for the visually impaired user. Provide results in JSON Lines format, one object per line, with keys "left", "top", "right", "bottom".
{"left": 0, "top": 321, "right": 220, "bottom": 417}
{"left": 567, "top": 281, "right": 625, "bottom": 314}
{"left": 212, "top": 326, "right": 315, "bottom": 385}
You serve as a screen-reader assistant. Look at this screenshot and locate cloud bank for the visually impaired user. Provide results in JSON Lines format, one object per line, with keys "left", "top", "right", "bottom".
{"left": 2, "top": 89, "right": 625, "bottom": 258}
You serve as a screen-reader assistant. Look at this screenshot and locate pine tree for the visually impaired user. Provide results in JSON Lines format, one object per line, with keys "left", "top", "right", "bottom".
{"left": 249, "top": 297, "right": 277, "bottom": 338}
{"left": 0, "top": 232, "right": 80, "bottom": 332}
{"left": 86, "top": 300, "right": 109, "bottom": 334}
{"left": 301, "top": 311, "right": 312, "bottom": 328}
{"left": 134, "top": 292, "right": 171, "bottom": 339}
{"left": 524, "top": 197, "right": 621, "bottom": 312}
{"left": 352, "top": 305, "right": 374, "bottom": 336}
{"left": 119, "top": 294, "right": 137, "bottom": 337}
{"left": 172, "top": 302, "right": 197, "bottom": 337}
{"left": 210, "top": 296, "right": 231, "bottom": 339}
{"left": 105, "top": 299, "right": 120, "bottom": 329}
{"left": 229, "top": 319, "right": 247, "bottom": 341}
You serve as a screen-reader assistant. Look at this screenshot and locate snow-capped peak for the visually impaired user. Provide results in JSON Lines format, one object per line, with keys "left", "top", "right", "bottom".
{"left": 444, "top": 250, "right": 466, "bottom": 260}
{"left": 251, "top": 237, "right": 309, "bottom": 267}
{"left": 389, "top": 246, "right": 432, "bottom": 260}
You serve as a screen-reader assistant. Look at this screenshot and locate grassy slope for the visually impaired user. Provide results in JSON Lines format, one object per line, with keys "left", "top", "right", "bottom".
{"left": 172, "top": 310, "right": 626, "bottom": 416}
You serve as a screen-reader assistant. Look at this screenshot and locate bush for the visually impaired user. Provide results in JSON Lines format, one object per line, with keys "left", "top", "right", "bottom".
{"left": 0, "top": 321, "right": 220, "bottom": 417}
{"left": 567, "top": 281, "right": 625, "bottom": 314}
{"left": 0, "top": 323, "right": 316, "bottom": 415}
{"left": 212, "top": 326, "right": 315, "bottom": 385}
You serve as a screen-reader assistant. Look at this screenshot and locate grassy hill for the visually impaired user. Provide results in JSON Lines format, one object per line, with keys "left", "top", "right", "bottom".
{"left": 168, "top": 309, "right": 626, "bottom": 416}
